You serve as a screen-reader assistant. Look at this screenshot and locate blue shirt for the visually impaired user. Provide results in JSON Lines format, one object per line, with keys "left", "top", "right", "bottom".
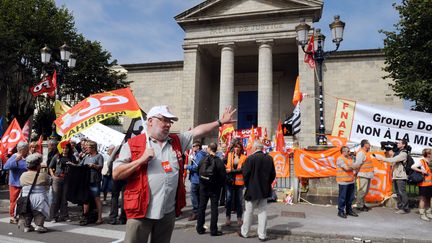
{"left": 3, "top": 154, "right": 27, "bottom": 187}
{"left": 187, "top": 150, "right": 207, "bottom": 184}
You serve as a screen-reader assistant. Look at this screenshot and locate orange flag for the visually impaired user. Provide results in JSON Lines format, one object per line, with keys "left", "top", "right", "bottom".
{"left": 292, "top": 76, "right": 303, "bottom": 106}
{"left": 275, "top": 120, "right": 285, "bottom": 152}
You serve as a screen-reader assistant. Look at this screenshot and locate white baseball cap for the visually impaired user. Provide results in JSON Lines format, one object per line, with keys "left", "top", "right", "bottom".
{"left": 147, "top": 105, "right": 178, "bottom": 121}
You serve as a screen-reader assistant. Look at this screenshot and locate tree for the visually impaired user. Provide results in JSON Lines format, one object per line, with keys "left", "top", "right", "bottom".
{"left": 0, "top": 0, "right": 131, "bottom": 134}
{"left": 381, "top": 0, "right": 432, "bottom": 112}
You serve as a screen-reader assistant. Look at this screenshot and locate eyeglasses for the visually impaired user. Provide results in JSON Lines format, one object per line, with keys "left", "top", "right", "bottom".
{"left": 152, "top": 116, "right": 174, "bottom": 124}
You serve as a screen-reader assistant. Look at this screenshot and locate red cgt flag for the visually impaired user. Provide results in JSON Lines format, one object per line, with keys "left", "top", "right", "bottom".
{"left": 30, "top": 71, "right": 57, "bottom": 97}
{"left": 304, "top": 35, "right": 315, "bottom": 69}
{"left": 0, "top": 118, "right": 25, "bottom": 162}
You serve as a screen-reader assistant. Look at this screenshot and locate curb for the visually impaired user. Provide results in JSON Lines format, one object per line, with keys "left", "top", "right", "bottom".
{"left": 173, "top": 219, "right": 428, "bottom": 243}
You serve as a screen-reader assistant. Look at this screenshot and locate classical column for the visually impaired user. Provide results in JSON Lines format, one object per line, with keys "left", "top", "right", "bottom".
{"left": 219, "top": 43, "right": 235, "bottom": 117}
{"left": 257, "top": 40, "right": 273, "bottom": 133}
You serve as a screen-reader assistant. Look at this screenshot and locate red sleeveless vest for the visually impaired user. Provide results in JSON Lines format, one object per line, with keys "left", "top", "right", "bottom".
{"left": 123, "top": 133, "right": 186, "bottom": 219}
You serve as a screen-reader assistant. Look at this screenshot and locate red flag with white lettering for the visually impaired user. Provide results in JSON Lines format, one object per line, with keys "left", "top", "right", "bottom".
{"left": 304, "top": 35, "right": 315, "bottom": 69}
{"left": 0, "top": 118, "right": 25, "bottom": 162}
{"left": 30, "top": 71, "right": 57, "bottom": 97}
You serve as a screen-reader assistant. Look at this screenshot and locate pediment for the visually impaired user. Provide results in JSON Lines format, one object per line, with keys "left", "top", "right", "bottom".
{"left": 176, "top": 0, "right": 323, "bottom": 22}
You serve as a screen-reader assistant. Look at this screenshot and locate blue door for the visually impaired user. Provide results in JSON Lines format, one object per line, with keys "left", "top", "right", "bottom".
{"left": 237, "top": 91, "right": 258, "bottom": 129}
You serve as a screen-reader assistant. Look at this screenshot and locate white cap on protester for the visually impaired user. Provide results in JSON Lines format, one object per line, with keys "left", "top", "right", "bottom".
{"left": 147, "top": 105, "right": 178, "bottom": 121}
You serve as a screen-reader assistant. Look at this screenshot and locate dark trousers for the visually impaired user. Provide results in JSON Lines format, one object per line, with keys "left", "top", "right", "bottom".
{"left": 109, "top": 179, "right": 126, "bottom": 221}
{"left": 225, "top": 185, "right": 244, "bottom": 218}
{"left": 51, "top": 177, "right": 69, "bottom": 220}
{"left": 393, "top": 179, "right": 409, "bottom": 211}
{"left": 190, "top": 183, "right": 200, "bottom": 214}
{"left": 338, "top": 183, "right": 355, "bottom": 214}
{"left": 196, "top": 186, "right": 221, "bottom": 235}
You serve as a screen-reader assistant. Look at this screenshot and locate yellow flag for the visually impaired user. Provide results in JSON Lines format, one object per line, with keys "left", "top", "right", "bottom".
{"left": 54, "top": 100, "right": 71, "bottom": 118}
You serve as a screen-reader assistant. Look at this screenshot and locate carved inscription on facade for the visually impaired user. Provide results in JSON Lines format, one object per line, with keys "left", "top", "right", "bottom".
{"left": 209, "top": 23, "right": 283, "bottom": 35}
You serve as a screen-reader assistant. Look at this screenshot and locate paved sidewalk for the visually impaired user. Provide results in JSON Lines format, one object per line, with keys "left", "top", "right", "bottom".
{"left": 175, "top": 201, "right": 432, "bottom": 243}
{"left": 2, "top": 184, "right": 432, "bottom": 242}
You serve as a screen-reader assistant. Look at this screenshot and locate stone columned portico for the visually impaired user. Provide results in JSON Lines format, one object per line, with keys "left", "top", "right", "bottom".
{"left": 175, "top": 0, "right": 323, "bottom": 145}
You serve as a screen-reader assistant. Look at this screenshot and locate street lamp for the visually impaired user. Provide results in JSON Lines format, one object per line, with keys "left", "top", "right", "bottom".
{"left": 296, "top": 15, "right": 345, "bottom": 145}
{"left": 40, "top": 42, "right": 76, "bottom": 100}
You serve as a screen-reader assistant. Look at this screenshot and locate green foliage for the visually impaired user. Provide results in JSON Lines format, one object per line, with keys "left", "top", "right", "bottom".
{"left": 381, "top": 0, "right": 432, "bottom": 112}
{"left": 0, "top": 0, "right": 131, "bottom": 132}
{"left": 33, "top": 99, "right": 56, "bottom": 138}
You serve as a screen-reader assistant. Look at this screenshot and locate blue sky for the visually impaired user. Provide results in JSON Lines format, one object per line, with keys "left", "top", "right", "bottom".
{"left": 55, "top": 0, "right": 402, "bottom": 65}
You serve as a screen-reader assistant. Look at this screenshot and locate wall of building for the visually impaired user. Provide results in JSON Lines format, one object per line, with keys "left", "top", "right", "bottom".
{"left": 322, "top": 50, "right": 403, "bottom": 135}
{"left": 124, "top": 62, "right": 184, "bottom": 133}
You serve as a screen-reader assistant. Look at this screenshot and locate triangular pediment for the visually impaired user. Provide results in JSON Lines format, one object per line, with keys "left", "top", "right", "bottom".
{"left": 176, "top": 0, "right": 323, "bottom": 22}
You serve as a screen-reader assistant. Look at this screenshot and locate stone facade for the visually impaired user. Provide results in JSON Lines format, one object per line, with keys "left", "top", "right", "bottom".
{"left": 120, "top": 0, "right": 404, "bottom": 203}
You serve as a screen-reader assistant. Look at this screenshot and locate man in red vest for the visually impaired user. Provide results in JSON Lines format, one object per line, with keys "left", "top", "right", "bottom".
{"left": 113, "top": 105, "right": 236, "bottom": 243}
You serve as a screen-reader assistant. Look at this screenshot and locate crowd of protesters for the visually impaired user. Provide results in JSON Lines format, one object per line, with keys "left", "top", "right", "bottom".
{"left": 0, "top": 136, "right": 124, "bottom": 233}
{"left": 0, "top": 108, "right": 431, "bottom": 242}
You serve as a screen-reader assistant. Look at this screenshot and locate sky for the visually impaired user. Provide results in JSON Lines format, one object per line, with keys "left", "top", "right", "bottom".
{"left": 54, "top": 0, "right": 402, "bottom": 65}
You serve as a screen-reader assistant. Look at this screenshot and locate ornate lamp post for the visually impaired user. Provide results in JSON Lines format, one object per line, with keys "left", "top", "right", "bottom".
{"left": 295, "top": 16, "right": 345, "bottom": 145}
{"left": 40, "top": 42, "right": 76, "bottom": 100}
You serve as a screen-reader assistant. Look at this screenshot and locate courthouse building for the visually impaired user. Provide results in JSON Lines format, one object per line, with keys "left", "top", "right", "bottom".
{"left": 121, "top": 0, "right": 403, "bottom": 146}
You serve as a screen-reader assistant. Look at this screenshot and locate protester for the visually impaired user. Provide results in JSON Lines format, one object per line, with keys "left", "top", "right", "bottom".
{"left": 336, "top": 146, "right": 358, "bottom": 218}
{"left": 18, "top": 153, "right": 50, "bottom": 233}
{"left": 185, "top": 140, "right": 206, "bottom": 221}
{"left": 375, "top": 139, "right": 410, "bottom": 214}
{"left": 411, "top": 148, "right": 432, "bottom": 221}
{"left": 101, "top": 145, "right": 115, "bottom": 202}
{"left": 81, "top": 140, "right": 104, "bottom": 224}
{"left": 49, "top": 143, "right": 76, "bottom": 222}
{"left": 112, "top": 105, "right": 235, "bottom": 243}
{"left": 107, "top": 146, "right": 126, "bottom": 225}
{"left": 225, "top": 141, "right": 246, "bottom": 226}
{"left": 29, "top": 141, "right": 38, "bottom": 154}
{"left": 3, "top": 142, "right": 29, "bottom": 224}
{"left": 239, "top": 140, "right": 276, "bottom": 241}
{"left": 46, "top": 139, "right": 59, "bottom": 167}
{"left": 196, "top": 142, "right": 226, "bottom": 236}
{"left": 354, "top": 139, "right": 373, "bottom": 212}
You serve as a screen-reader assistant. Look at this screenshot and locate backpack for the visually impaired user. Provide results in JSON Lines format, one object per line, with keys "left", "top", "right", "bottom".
{"left": 403, "top": 152, "right": 414, "bottom": 176}
{"left": 199, "top": 155, "right": 216, "bottom": 184}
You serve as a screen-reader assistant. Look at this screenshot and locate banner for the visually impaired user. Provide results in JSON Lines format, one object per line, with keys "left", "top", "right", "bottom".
{"left": 78, "top": 123, "right": 125, "bottom": 155}
{"left": 269, "top": 151, "right": 290, "bottom": 178}
{"left": 294, "top": 147, "right": 340, "bottom": 178}
{"left": 30, "top": 71, "right": 57, "bottom": 97}
{"left": 233, "top": 127, "right": 262, "bottom": 139}
{"left": 54, "top": 88, "right": 141, "bottom": 140}
{"left": 332, "top": 99, "right": 432, "bottom": 154}
{"left": 326, "top": 135, "right": 347, "bottom": 147}
{"left": 0, "top": 118, "right": 25, "bottom": 162}
{"left": 364, "top": 152, "right": 393, "bottom": 203}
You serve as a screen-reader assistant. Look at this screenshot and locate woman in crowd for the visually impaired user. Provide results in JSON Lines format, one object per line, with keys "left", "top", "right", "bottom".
{"left": 49, "top": 143, "right": 77, "bottom": 222}
{"left": 18, "top": 153, "right": 50, "bottom": 232}
{"left": 225, "top": 141, "right": 247, "bottom": 226}
{"left": 81, "top": 140, "right": 104, "bottom": 224}
{"left": 411, "top": 148, "right": 432, "bottom": 221}
{"left": 3, "top": 142, "right": 29, "bottom": 224}
{"left": 29, "top": 141, "right": 38, "bottom": 154}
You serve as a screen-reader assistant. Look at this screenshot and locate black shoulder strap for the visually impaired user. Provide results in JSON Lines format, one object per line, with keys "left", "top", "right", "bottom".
{"left": 28, "top": 170, "right": 40, "bottom": 196}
